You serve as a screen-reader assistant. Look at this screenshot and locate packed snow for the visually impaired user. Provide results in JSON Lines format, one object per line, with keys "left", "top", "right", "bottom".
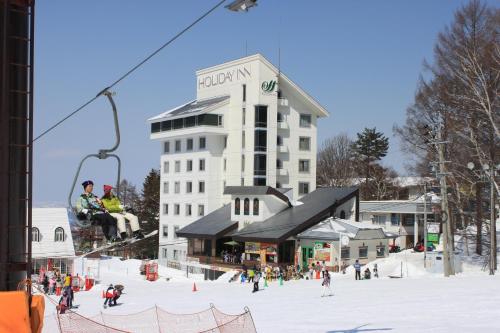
{"left": 39, "top": 249, "right": 500, "bottom": 333}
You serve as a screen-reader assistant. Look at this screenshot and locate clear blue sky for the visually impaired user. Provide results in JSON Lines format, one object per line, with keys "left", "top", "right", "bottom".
{"left": 33, "top": 0, "right": 496, "bottom": 205}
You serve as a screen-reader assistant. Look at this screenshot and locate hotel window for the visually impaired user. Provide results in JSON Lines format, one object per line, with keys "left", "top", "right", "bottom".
{"left": 402, "top": 214, "right": 415, "bottom": 226}
{"left": 198, "top": 204, "right": 205, "bottom": 216}
{"left": 186, "top": 138, "right": 193, "bottom": 151}
{"left": 242, "top": 108, "right": 246, "bottom": 125}
{"left": 242, "top": 131, "right": 245, "bottom": 148}
{"left": 199, "top": 137, "right": 206, "bottom": 149}
{"left": 244, "top": 198, "right": 250, "bottom": 216}
{"left": 223, "top": 158, "right": 227, "bottom": 171}
{"left": 224, "top": 136, "right": 228, "bottom": 148}
{"left": 186, "top": 181, "right": 192, "bottom": 193}
{"left": 54, "top": 227, "right": 65, "bottom": 242}
{"left": 163, "top": 181, "right": 169, "bottom": 194}
{"left": 163, "top": 204, "right": 168, "bottom": 215}
{"left": 175, "top": 161, "right": 180, "bottom": 172}
{"left": 372, "top": 215, "right": 386, "bottom": 225}
{"left": 187, "top": 160, "right": 193, "bottom": 172}
{"left": 174, "top": 226, "right": 180, "bottom": 239}
{"left": 235, "top": 198, "right": 241, "bottom": 215}
{"left": 186, "top": 204, "right": 192, "bottom": 216}
{"left": 300, "top": 114, "right": 312, "bottom": 128}
{"left": 242, "top": 84, "right": 246, "bottom": 102}
{"left": 299, "top": 182, "right": 309, "bottom": 195}
{"left": 359, "top": 246, "right": 368, "bottom": 259}
{"left": 174, "top": 204, "right": 180, "bottom": 215}
{"left": 277, "top": 112, "right": 284, "bottom": 123}
{"left": 32, "top": 227, "right": 40, "bottom": 242}
{"left": 299, "top": 137, "right": 311, "bottom": 151}
{"left": 241, "top": 155, "right": 245, "bottom": 172}
{"left": 162, "top": 225, "right": 168, "bottom": 237}
{"left": 199, "top": 181, "right": 205, "bottom": 193}
{"left": 299, "top": 159, "right": 310, "bottom": 173}
{"left": 174, "top": 181, "right": 180, "bottom": 194}
{"left": 276, "top": 159, "right": 283, "bottom": 169}
{"left": 164, "top": 141, "right": 170, "bottom": 153}
{"left": 163, "top": 248, "right": 168, "bottom": 258}
{"left": 391, "top": 213, "right": 400, "bottom": 226}
{"left": 341, "top": 246, "right": 350, "bottom": 259}
{"left": 376, "top": 246, "right": 386, "bottom": 257}
{"left": 218, "top": 115, "right": 223, "bottom": 126}
{"left": 163, "top": 161, "right": 169, "bottom": 173}
{"left": 277, "top": 135, "right": 283, "bottom": 146}
{"left": 253, "top": 198, "right": 259, "bottom": 215}
{"left": 175, "top": 140, "right": 181, "bottom": 152}
{"left": 199, "top": 159, "right": 206, "bottom": 171}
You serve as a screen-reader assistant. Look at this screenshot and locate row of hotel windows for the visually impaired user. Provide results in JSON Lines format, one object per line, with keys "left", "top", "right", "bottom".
{"left": 161, "top": 248, "right": 186, "bottom": 261}
{"left": 234, "top": 198, "right": 259, "bottom": 216}
{"left": 163, "top": 181, "right": 205, "bottom": 194}
{"left": 163, "top": 159, "right": 205, "bottom": 173}
{"left": 162, "top": 203, "right": 205, "bottom": 216}
{"left": 340, "top": 245, "right": 386, "bottom": 259}
{"left": 163, "top": 135, "right": 311, "bottom": 155}
{"left": 164, "top": 137, "right": 206, "bottom": 154}
{"left": 31, "top": 227, "right": 65, "bottom": 242}
{"left": 162, "top": 225, "right": 180, "bottom": 238}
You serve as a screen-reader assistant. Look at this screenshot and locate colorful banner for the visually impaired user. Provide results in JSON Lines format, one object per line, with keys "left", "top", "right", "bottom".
{"left": 314, "top": 249, "right": 331, "bottom": 262}
{"left": 314, "top": 241, "right": 324, "bottom": 250}
{"left": 261, "top": 243, "right": 277, "bottom": 255}
{"left": 245, "top": 242, "right": 260, "bottom": 254}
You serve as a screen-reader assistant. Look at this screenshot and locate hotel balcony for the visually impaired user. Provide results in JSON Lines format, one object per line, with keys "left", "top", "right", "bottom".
{"left": 278, "top": 145, "right": 289, "bottom": 154}
{"left": 277, "top": 120, "right": 289, "bottom": 130}
{"left": 277, "top": 168, "right": 288, "bottom": 176}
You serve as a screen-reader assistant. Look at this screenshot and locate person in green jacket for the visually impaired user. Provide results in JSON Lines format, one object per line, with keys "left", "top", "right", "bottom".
{"left": 101, "top": 185, "right": 144, "bottom": 240}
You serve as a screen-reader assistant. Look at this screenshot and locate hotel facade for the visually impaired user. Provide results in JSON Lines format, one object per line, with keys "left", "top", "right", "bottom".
{"left": 148, "top": 54, "right": 328, "bottom": 264}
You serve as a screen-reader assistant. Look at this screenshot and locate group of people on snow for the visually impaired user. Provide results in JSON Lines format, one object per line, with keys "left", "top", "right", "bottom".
{"left": 76, "top": 180, "right": 144, "bottom": 244}
{"left": 103, "top": 284, "right": 124, "bottom": 308}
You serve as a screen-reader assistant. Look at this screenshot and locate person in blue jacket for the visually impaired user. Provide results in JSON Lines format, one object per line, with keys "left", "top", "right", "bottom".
{"left": 354, "top": 260, "right": 361, "bottom": 280}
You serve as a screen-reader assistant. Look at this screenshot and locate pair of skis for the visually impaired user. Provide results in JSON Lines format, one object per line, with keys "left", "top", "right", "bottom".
{"left": 79, "top": 230, "right": 158, "bottom": 257}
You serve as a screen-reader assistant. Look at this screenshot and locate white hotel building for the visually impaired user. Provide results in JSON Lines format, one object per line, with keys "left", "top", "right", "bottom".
{"left": 148, "top": 54, "right": 328, "bottom": 264}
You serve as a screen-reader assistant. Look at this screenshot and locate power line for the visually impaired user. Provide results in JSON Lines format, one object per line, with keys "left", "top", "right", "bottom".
{"left": 34, "top": 0, "right": 228, "bottom": 142}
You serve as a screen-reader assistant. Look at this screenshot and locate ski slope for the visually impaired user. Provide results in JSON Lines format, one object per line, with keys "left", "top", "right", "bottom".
{"left": 42, "top": 253, "right": 500, "bottom": 333}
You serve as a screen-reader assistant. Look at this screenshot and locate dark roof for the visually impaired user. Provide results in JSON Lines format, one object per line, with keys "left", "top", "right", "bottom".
{"left": 224, "top": 186, "right": 290, "bottom": 205}
{"left": 176, "top": 204, "right": 237, "bottom": 238}
{"left": 231, "top": 187, "right": 359, "bottom": 243}
{"left": 148, "top": 95, "right": 229, "bottom": 121}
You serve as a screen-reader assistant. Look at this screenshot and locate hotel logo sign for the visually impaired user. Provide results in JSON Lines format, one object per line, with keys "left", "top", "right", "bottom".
{"left": 261, "top": 80, "right": 277, "bottom": 94}
{"left": 198, "top": 66, "right": 251, "bottom": 89}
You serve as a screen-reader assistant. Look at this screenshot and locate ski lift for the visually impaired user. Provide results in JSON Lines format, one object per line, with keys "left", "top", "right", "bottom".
{"left": 68, "top": 89, "right": 121, "bottom": 228}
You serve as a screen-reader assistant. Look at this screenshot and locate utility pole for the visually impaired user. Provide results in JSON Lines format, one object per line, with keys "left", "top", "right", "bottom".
{"left": 489, "top": 166, "right": 496, "bottom": 275}
{"left": 424, "top": 183, "right": 428, "bottom": 268}
{"left": 435, "top": 126, "right": 454, "bottom": 277}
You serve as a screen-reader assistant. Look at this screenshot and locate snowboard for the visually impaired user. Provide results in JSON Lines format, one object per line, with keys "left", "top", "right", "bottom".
{"left": 80, "top": 230, "right": 158, "bottom": 257}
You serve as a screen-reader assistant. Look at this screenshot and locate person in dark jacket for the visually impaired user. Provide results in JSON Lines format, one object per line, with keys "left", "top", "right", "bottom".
{"left": 354, "top": 260, "right": 361, "bottom": 280}
{"left": 252, "top": 272, "right": 260, "bottom": 293}
{"left": 58, "top": 291, "right": 70, "bottom": 314}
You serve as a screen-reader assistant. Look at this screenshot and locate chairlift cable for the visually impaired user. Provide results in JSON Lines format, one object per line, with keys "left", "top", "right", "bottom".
{"left": 33, "top": 0, "right": 228, "bottom": 142}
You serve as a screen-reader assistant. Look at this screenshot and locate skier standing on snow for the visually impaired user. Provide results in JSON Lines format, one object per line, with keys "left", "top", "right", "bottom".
{"left": 101, "top": 185, "right": 144, "bottom": 240}
{"left": 321, "top": 270, "right": 333, "bottom": 297}
{"left": 354, "top": 260, "right": 361, "bottom": 280}
{"left": 252, "top": 272, "right": 260, "bottom": 293}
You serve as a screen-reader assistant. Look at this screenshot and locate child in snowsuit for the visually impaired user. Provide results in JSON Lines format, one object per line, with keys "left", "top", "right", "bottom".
{"left": 104, "top": 284, "right": 115, "bottom": 307}
{"left": 58, "top": 291, "right": 70, "bottom": 314}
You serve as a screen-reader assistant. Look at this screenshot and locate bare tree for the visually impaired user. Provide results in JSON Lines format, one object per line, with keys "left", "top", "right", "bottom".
{"left": 317, "top": 133, "right": 356, "bottom": 187}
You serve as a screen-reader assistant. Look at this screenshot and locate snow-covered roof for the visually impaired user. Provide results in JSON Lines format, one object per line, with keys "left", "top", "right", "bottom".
{"left": 32, "top": 208, "right": 76, "bottom": 258}
{"left": 297, "top": 217, "right": 389, "bottom": 240}
{"left": 148, "top": 95, "right": 229, "bottom": 122}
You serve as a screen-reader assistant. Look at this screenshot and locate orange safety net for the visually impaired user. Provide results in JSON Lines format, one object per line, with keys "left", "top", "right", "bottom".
{"left": 57, "top": 304, "right": 256, "bottom": 333}
{"left": 0, "top": 291, "right": 31, "bottom": 333}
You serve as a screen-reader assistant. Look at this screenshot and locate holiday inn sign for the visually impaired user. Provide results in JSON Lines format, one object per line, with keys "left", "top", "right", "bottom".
{"left": 198, "top": 66, "right": 251, "bottom": 89}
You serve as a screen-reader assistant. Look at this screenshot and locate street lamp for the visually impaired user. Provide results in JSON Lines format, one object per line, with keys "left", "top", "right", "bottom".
{"left": 468, "top": 161, "right": 498, "bottom": 275}
{"left": 226, "top": 0, "right": 258, "bottom": 12}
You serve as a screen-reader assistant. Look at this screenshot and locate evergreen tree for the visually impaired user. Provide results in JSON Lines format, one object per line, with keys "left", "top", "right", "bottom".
{"left": 352, "top": 127, "right": 389, "bottom": 183}
{"left": 132, "top": 169, "right": 160, "bottom": 258}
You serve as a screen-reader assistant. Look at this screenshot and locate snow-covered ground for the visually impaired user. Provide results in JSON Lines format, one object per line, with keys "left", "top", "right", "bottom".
{"left": 41, "top": 252, "right": 500, "bottom": 333}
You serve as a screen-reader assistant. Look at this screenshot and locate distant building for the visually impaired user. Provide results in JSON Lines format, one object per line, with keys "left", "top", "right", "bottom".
{"left": 148, "top": 54, "right": 328, "bottom": 265}
{"left": 297, "top": 217, "right": 391, "bottom": 268}
{"left": 32, "top": 208, "right": 76, "bottom": 275}
{"left": 177, "top": 186, "right": 359, "bottom": 270}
